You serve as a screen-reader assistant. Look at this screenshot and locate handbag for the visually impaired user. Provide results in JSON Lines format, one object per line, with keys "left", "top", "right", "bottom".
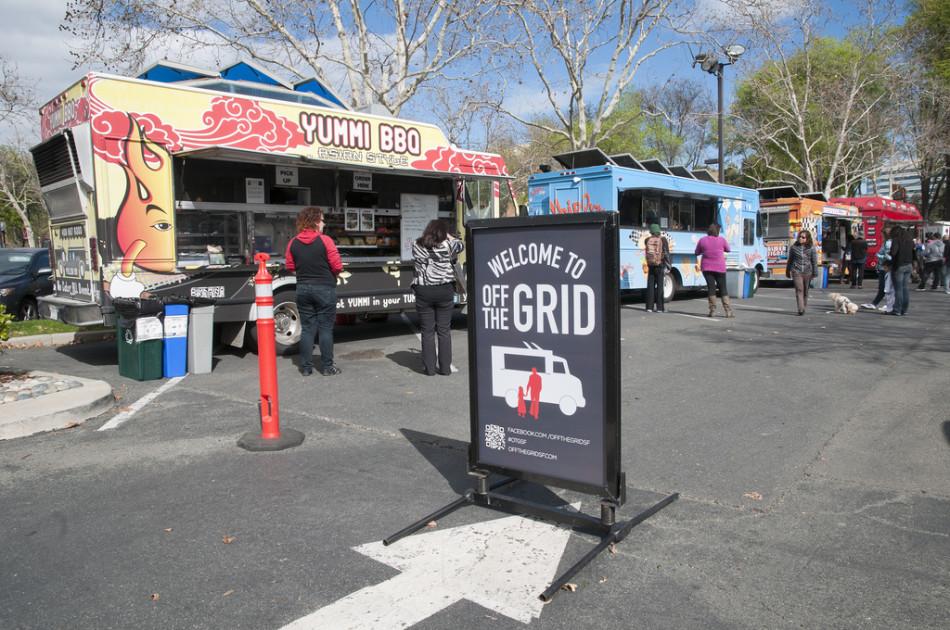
{"left": 452, "top": 259, "right": 467, "bottom": 300}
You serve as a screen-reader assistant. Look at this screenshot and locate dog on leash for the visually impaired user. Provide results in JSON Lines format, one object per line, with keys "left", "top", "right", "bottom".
{"left": 829, "top": 292, "right": 859, "bottom": 314}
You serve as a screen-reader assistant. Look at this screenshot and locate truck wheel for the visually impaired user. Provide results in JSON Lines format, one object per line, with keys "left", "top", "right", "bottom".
{"left": 750, "top": 269, "right": 760, "bottom": 295}
{"left": 662, "top": 271, "right": 679, "bottom": 302}
{"left": 505, "top": 389, "right": 519, "bottom": 408}
{"left": 558, "top": 396, "right": 578, "bottom": 416}
{"left": 249, "top": 290, "right": 300, "bottom": 355}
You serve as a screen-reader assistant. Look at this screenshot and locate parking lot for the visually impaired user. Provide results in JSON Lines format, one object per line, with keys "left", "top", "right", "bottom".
{"left": 1, "top": 286, "right": 948, "bottom": 630}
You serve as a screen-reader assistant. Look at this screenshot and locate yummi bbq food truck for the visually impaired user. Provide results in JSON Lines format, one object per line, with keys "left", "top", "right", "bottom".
{"left": 31, "top": 61, "right": 508, "bottom": 353}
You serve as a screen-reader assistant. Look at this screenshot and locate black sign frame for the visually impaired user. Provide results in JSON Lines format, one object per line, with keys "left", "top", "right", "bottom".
{"left": 465, "top": 212, "right": 623, "bottom": 502}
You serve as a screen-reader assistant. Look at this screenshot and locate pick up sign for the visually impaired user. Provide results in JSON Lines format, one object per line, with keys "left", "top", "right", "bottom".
{"left": 466, "top": 213, "right": 623, "bottom": 500}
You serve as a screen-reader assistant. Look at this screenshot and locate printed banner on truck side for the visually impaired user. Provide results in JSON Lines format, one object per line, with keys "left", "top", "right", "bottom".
{"left": 468, "top": 214, "right": 621, "bottom": 498}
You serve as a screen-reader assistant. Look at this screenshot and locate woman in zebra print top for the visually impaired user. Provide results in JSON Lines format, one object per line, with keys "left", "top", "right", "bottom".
{"left": 412, "top": 219, "right": 463, "bottom": 375}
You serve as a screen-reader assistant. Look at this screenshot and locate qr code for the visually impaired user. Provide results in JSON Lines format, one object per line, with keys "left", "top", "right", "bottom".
{"left": 484, "top": 424, "right": 506, "bottom": 451}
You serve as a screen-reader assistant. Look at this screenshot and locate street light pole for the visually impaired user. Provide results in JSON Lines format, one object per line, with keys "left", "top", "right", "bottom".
{"left": 717, "top": 62, "right": 725, "bottom": 184}
{"left": 695, "top": 45, "right": 745, "bottom": 185}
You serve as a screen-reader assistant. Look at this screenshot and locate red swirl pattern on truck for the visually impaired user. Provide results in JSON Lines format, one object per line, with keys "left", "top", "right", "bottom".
{"left": 410, "top": 146, "right": 508, "bottom": 176}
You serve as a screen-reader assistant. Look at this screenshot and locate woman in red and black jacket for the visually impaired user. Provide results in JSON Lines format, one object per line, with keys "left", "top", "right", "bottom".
{"left": 285, "top": 207, "right": 343, "bottom": 375}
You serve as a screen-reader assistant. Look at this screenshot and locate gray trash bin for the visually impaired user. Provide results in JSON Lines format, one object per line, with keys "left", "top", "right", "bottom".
{"left": 725, "top": 269, "right": 745, "bottom": 298}
{"left": 187, "top": 305, "right": 215, "bottom": 374}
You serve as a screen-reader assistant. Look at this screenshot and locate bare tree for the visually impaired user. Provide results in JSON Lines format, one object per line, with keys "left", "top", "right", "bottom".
{"left": 497, "top": 0, "right": 684, "bottom": 150}
{"left": 726, "top": 0, "right": 901, "bottom": 197}
{"left": 0, "top": 146, "right": 44, "bottom": 247}
{"left": 0, "top": 59, "right": 34, "bottom": 125}
{"left": 643, "top": 78, "right": 714, "bottom": 167}
{"left": 62, "top": 0, "right": 503, "bottom": 115}
{"left": 894, "top": 76, "right": 950, "bottom": 221}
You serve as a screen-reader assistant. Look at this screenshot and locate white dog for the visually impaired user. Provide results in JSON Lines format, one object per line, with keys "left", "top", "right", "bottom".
{"left": 829, "top": 292, "right": 859, "bottom": 314}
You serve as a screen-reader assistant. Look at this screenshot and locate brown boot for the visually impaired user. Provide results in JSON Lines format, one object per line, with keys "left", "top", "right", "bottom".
{"left": 722, "top": 295, "right": 735, "bottom": 318}
{"left": 707, "top": 296, "right": 717, "bottom": 317}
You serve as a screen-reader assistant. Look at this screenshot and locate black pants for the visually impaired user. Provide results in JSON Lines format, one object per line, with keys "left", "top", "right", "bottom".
{"left": 872, "top": 269, "right": 888, "bottom": 306}
{"left": 702, "top": 271, "right": 727, "bottom": 298}
{"left": 849, "top": 261, "right": 865, "bottom": 287}
{"left": 919, "top": 261, "right": 942, "bottom": 289}
{"left": 645, "top": 265, "right": 665, "bottom": 311}
{"left": 414, "top": 283, "right": 454, "bottom": 375}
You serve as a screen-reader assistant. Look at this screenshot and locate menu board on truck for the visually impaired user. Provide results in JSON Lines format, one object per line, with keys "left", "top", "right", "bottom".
{"left": 466, "top": 213, "right": 623, "bottom": 499}
{"left": 400, "top": 193, "right": 438, "bottom": 260}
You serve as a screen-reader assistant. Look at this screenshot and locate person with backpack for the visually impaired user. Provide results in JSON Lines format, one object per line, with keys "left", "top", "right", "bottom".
{"left": 695, "top": 222, "right": 733, "bottom": 317}
{"left": 643, "top": 223, "right": 670, "bottom": 313}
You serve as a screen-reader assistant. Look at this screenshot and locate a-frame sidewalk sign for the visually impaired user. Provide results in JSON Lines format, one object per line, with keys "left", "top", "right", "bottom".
{"left": 385, "top": 212, "right": 678, "bottom": 602}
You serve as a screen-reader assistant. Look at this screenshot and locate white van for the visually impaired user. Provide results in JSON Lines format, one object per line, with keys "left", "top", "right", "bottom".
{"left": 490, "top": 343, "right": 586, "bottom": 416}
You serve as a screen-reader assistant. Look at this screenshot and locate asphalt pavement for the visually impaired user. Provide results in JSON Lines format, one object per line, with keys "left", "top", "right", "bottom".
{"left": 0, "top": 285, "right": 947, "bottom": 629}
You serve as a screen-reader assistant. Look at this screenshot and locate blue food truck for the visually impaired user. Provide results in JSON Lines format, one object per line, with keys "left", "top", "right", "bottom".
{"left": 527, "top": 149, "right": 767, "bottom": 301}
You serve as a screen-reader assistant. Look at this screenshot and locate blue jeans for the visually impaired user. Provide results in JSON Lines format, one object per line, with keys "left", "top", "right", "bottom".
{"left": 297, "top": 283, "right": 336, "bottom": 370}
{"left": 891, "top": 264, "right": 912, "bottom": 315}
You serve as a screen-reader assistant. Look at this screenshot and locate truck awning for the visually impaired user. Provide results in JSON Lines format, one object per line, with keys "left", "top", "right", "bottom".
{"left": 173, "top": 146, "right": 510, "bottom": 180}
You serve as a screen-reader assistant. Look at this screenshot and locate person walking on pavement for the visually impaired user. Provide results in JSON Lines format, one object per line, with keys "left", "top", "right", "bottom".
{"left": 863, "top": 226, "right": 892, "bottom": 311}
{"left": 943, "top": 235, "right": 950, "bottom": 294}
{"left": 889, "top": 226, "right": 915, "bottom": 316}
{"left": 412, "top": 219, "right": 463, "bottom": 376}
{"left": 917, "top": 233, "right": 944, "bottom": 291}
{"left": 285, "top": 206, "right": 343, "bottom": 376}
{"left": 695, "top": 223, "right": 733, "bottom": 317}
{"left": 786, "top": 230, "right": 818, "bottom": 316}
{"left": 848, "top": 233, "right": 868, "bottom": 289}
{"left": 644, "top": 224, "right": 670, "bottom": 313}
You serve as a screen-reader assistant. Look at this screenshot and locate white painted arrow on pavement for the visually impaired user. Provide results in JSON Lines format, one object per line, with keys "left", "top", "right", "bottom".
{"left": 281, "top": 510, "right": 577, "bottom": 629}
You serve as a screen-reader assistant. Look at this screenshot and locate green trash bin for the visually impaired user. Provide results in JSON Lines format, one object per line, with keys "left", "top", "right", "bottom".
{"left": 117, "top": 315, "right": 164, "bottom": 381}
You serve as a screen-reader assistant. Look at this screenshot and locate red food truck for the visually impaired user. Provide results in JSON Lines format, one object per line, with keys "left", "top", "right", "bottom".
{"left": 829, "top": 197, "right": 923, "bottom": 271}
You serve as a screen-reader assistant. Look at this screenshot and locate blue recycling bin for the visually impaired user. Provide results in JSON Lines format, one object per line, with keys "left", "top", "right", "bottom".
{"left": 163, "top": 303, "right": 189, "bottom": 377}
{"left": 742, "top": 270, "right": 754, "bottom": 298}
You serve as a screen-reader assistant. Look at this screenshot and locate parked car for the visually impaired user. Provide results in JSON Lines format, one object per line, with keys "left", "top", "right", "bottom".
{"left": 0, "top": 248, "right": 53, "bottom": 320}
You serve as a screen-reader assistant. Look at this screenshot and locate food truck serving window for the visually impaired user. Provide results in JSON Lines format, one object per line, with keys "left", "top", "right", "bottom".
{"left": 763, "top": 211, "right": 790, "bottom": 239}
{"left": 176, "top": 211, "right": 246, "bottom": 266}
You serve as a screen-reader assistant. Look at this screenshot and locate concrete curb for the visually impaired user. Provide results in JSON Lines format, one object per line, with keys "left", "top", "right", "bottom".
{"left": 0, "top": 371, "right": 114, "bottom": 441}
{"left": 1, "top": 329, "right": 115, "bottom": 349}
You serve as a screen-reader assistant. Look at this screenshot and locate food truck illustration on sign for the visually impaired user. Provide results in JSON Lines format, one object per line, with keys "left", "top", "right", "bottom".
{"left": 32, "top": 61, "right": 508, "bottom": 353}
{"left": 491, "top": 343, "right": 586, "bottom": 417}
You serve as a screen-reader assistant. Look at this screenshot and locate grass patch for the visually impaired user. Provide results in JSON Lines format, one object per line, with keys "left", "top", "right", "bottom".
{"left": 9, "top": 320, "right": 109, "bottom": 337}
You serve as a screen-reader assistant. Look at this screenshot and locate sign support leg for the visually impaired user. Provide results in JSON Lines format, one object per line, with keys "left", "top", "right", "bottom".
{"left": 384, "top": 478, "right": 678, "bottom": 602}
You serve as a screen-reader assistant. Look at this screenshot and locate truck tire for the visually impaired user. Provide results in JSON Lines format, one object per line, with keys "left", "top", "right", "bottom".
{"left": 662, "top": 270, "right": 679, "bottom": 302}
{"left": 248, "top": 290, "right": 300, "bottom": 356}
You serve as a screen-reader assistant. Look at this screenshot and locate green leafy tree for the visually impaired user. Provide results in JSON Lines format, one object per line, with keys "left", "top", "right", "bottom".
{"left": 904, "top": 0, "right": 950, "bottom": 86}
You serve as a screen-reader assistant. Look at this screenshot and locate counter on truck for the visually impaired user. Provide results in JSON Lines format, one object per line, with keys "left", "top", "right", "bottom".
{"left": 31, "top": 61, "right": 509, "bottom": 353}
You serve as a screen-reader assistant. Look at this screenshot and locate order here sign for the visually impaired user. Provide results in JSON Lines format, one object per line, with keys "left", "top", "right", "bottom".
{"left": 466, "top": 213, "right": 623, "bottom": 500}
